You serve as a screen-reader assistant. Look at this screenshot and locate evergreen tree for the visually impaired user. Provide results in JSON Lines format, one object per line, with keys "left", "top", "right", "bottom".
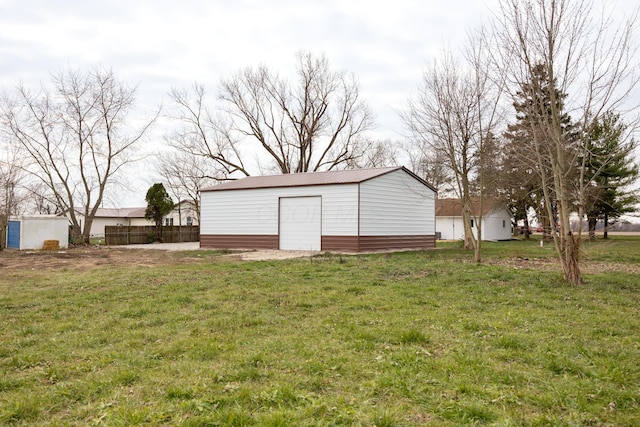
{"left": 583, "top": 112, "right": 639, "bottom": 239}
{"left": 502, "top": 62, "right": 575, "bottom": 238}
{"left": 145, "top": 183, "right": 175, "bottom": 243}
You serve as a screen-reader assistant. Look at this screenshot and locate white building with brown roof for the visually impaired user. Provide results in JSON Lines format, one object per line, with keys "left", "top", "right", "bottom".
{"left": 436, "top": 198, "right": 513, "bottom": 241}
{"left": 200, "top": 167, "right": 436, "bottom": 252}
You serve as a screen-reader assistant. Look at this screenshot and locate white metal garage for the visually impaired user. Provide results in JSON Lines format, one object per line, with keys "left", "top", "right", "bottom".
{"left": 199, "top": 166, "right": 437, "bottom": 252}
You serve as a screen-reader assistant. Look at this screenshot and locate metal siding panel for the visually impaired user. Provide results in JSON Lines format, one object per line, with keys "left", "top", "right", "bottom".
{"left": 200, "top": 184, "right": 358, "bottom": 237}
{"left": 279, "top": 196, "right": 321, "bottom": 250}
{"left": 321, "top": 235, "right": 360, "bottom": 252}
{"left": 359, "top": 169, "right": 436, "bottom": 236}
{"left": 200, "top": 188, "right": 279, "bottom": 235}
{"left": 274, "top": 184, "right": 357, "bottom": 236}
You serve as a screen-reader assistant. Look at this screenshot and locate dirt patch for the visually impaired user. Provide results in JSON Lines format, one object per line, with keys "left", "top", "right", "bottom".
{"left": 224, "top": 249, "right": 319, "bottom": 261}
{"left": 0, "top": 246, "right": 193, "bottom": 271}
{"left": 0, "top": 246, "right": 323, "bottom": 272}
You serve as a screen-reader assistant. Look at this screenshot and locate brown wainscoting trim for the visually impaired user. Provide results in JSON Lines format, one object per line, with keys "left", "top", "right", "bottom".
{"left": 200, "top": 234, "right": 436, "bottom": 252}
{"left": 358, "top": 235, "right": 436, "bottom": 251}
{"left": 321, "top": 235, "right": 360, "bottom": 252}
{"left": 200, "top": 234, "right": 278, "bottom": 249}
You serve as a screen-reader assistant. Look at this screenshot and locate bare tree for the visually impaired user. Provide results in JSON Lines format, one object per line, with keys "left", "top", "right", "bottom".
{"left": 0, "top": 67, "right": 157, "bottom": 243}
{"left": 344, "top": 138, "right": 400, "bottom": 169}
{"left": 155, "top": 149, "right": 220, "bottom": 222}
{"left": 404, "top": 31, "right": 505, "bottom": 261}
{"left": 493, "top": 0, "right": 639, "bottom": 284}
{"left": 168, "top": 51, "right": 374, "bottom": 177}
{"left": 25, "top": 182, "right": 60, "bottom": 215}
{"left": 402, "top": 140, "right": 453, "bottom": 194}
{"left": 166, "top": 83, "right": 249, "bottom": 178}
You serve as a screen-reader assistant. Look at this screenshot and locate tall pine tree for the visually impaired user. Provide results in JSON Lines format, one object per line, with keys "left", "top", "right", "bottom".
{"left": 502, "top": 63, "right": 575, "bottom": 238}
{"left": 582, "top": 112, "right": 639, "bottom": 239}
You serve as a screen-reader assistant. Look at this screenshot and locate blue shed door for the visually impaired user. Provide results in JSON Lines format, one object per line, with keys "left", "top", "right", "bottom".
{"left": 7, "top": 220, "right": 20, "bottom": 249}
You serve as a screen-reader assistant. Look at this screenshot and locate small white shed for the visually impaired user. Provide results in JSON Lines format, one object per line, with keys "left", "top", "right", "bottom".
{"left": 200, "top": 167, "right": 437, "bottom": 252}
{"left": 436, "top": 198, "right": 513, "bottom": 241}
{"left": 6, "top": 215, "right": 69, "bottom": 250}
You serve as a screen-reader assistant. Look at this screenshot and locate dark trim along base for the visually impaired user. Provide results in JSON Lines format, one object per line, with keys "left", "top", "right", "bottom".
{"left": 200, "top": 234, "right": 278, "bottom": 250}
{"left": 358, "top": 235, "right": 436, "bottom": 252}
{"left": 201, "top": 234, "right": 436, "bottom": 252}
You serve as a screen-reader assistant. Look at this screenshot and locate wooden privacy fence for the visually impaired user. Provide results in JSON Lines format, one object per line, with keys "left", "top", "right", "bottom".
{"left": 105, "top": 225, "right": 200, "bottom": 245}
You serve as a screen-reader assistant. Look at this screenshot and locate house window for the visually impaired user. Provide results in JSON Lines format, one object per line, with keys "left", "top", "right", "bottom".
{"left": 165, "top": 217, "right": 174, "bottom": 226}
{"left": 186, "top": 216, "right": 193, "bottom": 226}
{"left": 470, "top": 219, "right": 474, "bottom": 228}
{"left": 503, "top": 220, "right": 506, "bottom": 228}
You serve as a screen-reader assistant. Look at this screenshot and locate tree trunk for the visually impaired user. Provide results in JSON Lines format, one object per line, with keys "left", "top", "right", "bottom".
{"left": 540, "top": 212, "right": 552, "bottom": 240}
{"left": 82, "top": 219, "right": 93, "bottom": 245}
{"left": 70, "top": 223, "right": 83, "bottom": 245}
{"left": 561, "top": 233, "right": 583, "bottom": 285}
{"left": 462, "top": 209, "right": 475, "bottom": 250}
{"left": 588, "top": 216, "right": 597, "bottom": 241}
{"left": 523, "top": 217, "right": 531, "bottom": 239}
{"left": 603, "top": 212, "right": 609, "bottom": 240}
{"left": 474, "top": 229, "right": 482, "bottom": 263}
{"left": 155, "top": 220, "right": 163, "bottom": 243}
{"left": 464, "top": 234, "right": 474, "bottom": 250}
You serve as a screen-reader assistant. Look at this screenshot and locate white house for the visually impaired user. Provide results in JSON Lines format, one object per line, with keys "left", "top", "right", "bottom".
{"left": 200, "top": 167, "right": 437, "bottom": 252}
{"left": 72, "top": 201, "right": 199, "bottom": 238}
{"left": 161, "top": 200, "right": 199, "bottom": 228}
{"left": 74, "top": 207, "right": 148, "bottom": 238}
{"left": 436, "top": 198, "right": 513, "bottom": 241}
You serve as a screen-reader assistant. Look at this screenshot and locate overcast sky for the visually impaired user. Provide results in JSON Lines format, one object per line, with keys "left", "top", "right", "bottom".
{"left": 0, "top": 0, "right": 499, "bottom": 135}
{"left": 1, "top": 0, "right": 637, "bottom": 206}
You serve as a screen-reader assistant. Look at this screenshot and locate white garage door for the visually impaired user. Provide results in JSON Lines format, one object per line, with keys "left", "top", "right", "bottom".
{"left": 279, "top": 196, "right": 321, "bottom": 250}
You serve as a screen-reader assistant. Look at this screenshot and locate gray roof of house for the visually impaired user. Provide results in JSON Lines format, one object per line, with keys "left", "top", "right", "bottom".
{"left": 77, "top": 207, "right": 146, "bottom": 218}
{"left": 200, "top": 166, "right": 436, "bottom": 192}
{"left": 76, "top": 201, "right": 195, "bottom": 218}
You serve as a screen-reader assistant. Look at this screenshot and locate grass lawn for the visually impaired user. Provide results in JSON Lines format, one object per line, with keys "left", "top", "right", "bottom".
{"left": 1, "top": 237, "right": 639, "bottom": 426}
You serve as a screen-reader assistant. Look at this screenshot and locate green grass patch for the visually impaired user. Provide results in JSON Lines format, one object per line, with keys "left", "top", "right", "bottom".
{"left": 1, "top": 238, "right": 639, "bottom": 425}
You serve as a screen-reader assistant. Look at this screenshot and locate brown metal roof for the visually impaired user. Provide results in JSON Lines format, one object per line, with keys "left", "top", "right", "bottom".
{"left": 435, "top": 198, "right": 507, "bottom": 217}
{"left": 201, "top": 166, "right": 436, "bottom": 192}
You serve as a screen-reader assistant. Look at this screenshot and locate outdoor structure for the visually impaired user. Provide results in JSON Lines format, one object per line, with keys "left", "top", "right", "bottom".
{"left": 436, "top": 198, "right": 513, "bottom": 241}
{"left": 6, "top": 215, "right": 69, "bottom": 250}
{"left": 72, "top": 201, "right": 198, "bottom": 238}
{"left": 163, "top": 200, "right": 199, "bottom": 227}
{"left": 200, "top": 166, "right": 436, "bottom": 252}
{"left": 73, "top": 207, "right": 147, "bottom": 238}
